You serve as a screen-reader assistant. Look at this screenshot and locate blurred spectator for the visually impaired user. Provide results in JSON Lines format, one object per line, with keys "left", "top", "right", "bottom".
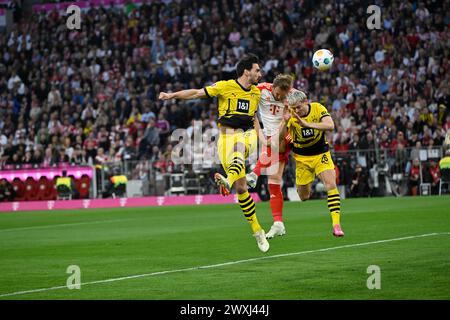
{"left": 143, "top": 118, "right": 160, "bottom": 148}
{"left": 95, "top": 147, "right": 110, "bottom": 166}
{"left": 31, "top": 149, "right": 43, "bottom": 165}
{"left": 156, "top": 113, "right": 170, "bottom": 140}
{"left": 102, "top": 167, "right": 128, "bottom": 199}
{"left": 70, "top": 144, "right": 86, "bottom": 164}
{"left": 55, "top": 148, "right": 70, "bottom": 164}
{"left": 149, "top": 145, "right": 160, "bottom": 162}
{"left": 408, "top": 158, "right": 422, "bottom": 196}
{"left": 153, "top": 153, "right": 169, "bottom": 173}
{"left": 350, "top": 164, "right": 369, "bottom": 197}
{"left": 0, "top": 178, "right": 15, "bottom": 202}
{"left": 439, "top": 150, "right": 450, "bottom": 180}
{"left": 56, "top": 169, "right": 79, "bottom": 199}
{"left": 120, "top": 137, "right": 137, "bottom": 161}
{"left": 0, "top": 0, "right": 447, "bottom": 198}
{"left": 42, "top": 147, "right": 55, "bottom": 167}
{"left": 390, "top": 131, "right": 407, "bottom": 156}
{"left": 369, "top": 154, "right": 390, "bottom": 197}
{"left": 48, "top": 85, "right": 62, "bottom": 110}
{"left": 423, "top": 159, "right": 441, "bottom": 195}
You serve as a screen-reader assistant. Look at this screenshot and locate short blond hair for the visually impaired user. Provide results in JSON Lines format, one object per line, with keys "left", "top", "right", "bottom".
{"left": 287, "top": 89, "right": 308, "bottom": 106}
{"left": 273, "top": 74, "right": 293, "bottom": 91}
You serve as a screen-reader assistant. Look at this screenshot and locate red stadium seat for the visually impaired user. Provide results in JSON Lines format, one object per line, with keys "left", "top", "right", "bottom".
{"left": 74, "top": 177, "right": 80, "bottom": 190}
{"left": 24, "top": 177, "right": 38, "bottom": 201}
{"left": 37, "top": 177, "right": 53, "bottom": 201}
{"left": 12, "top": 178, "right": 26, "bottom": 201}
{"left": 78, "top": 175, "right": 91, "bottom": 199}
{"left": 36, "top": 177, "right": 47, "bottom": 200}
{"left": 47, "top": 178, "right": 56, "bottom": 200}
{"left": 49, "top": 178, "right": 58, "bottom": 200}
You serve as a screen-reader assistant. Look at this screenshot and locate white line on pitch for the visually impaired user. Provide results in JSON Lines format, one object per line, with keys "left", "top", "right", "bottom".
{"left": 0, "top": 231, "right": 448, "bottom": 298}
{"left": 0, "top": 218, "right": 137, "bottom": 233}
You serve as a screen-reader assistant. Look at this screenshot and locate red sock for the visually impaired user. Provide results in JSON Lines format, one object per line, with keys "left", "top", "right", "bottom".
{"left": 268, "top": 183, "right": 283, "bottom": 222}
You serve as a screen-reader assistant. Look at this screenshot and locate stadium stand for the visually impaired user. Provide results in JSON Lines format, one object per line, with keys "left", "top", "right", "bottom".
{"left": 0, "top": 0, "right": 448, "bottom": 201}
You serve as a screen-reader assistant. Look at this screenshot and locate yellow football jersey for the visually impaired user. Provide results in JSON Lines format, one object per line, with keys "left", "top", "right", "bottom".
{"left": 287, "top": 102, "right": 331, "bottom": 155}
{"left": 204, "top": 79, "right": 261, "bottom": 131}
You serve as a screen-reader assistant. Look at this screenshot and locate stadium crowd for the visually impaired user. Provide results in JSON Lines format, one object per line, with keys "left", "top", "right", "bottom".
{"left": 0, "top": 0, "right": 449, "bottom": 196}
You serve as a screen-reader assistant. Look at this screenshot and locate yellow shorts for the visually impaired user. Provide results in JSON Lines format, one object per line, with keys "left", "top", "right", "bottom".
{"left": 293, "top": 151, "right": 335, "bottom": 185}
{"left": 217, "top": 129, "right": 257, "bottom": 179}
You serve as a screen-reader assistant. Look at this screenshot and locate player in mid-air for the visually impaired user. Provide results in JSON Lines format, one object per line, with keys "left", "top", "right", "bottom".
{"left": 159, "top": 54, "right": 271, "bottom": 252}
{"left": 280, "top": 89, "right": 345, "bottom": 237}
{"left": 244, "top": 74, "right": 294, "bottom": 239}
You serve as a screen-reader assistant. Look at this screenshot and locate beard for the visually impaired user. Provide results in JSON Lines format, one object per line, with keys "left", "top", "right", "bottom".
{"left": 250, "top": 75, "right": 260, "bottom": 85}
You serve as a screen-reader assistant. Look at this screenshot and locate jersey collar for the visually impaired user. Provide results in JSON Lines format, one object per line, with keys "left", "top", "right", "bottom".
{"left": 300, "top": 104, "right": 311, "bottom": 118}
{"left": 306, "top": 104, "right": 311, "bottom": 117}
{"left": 235, "top": 79, "right": 252, "bottom": 92}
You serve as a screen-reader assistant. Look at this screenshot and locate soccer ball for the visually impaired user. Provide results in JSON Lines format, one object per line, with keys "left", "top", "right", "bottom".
{"left": 312, "top": 49, "right": 334, "bottom": 71}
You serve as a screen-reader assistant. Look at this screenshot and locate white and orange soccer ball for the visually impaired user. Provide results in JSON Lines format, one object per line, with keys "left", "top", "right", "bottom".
{"left": 312, "top": 49, "right": 334, "bottom": 71}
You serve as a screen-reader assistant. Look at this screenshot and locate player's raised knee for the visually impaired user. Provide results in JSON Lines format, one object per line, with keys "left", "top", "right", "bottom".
{"left": 298, "top": 192, "right": 310, "bottom": 201}
{"left": 234, "top": 179, "right": 248, "bottom": 195}
{"left": 300, "top": 194, "right": 310, "bottom": 201}
{"left": 324, "top": 182, "right": 337, "bottom": 191}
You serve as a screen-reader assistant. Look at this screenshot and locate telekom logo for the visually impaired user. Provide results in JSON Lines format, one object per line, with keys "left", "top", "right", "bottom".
{"left": 47, "top": 201, "right": 55, "bottom": 210}
{"left": 12, "top": 202, "right": 19, "bottom": 211}
{"left": 82, "top": 199, "right": 90, "bottom": 209}
{"left": 157, "top": 197, "right": 165, "bottom": 206}
{"left": 119, "top": 198, "right": 127, "bottom": 207}
{"left": 195, "top": 195, "right": 203, "bottom": 205}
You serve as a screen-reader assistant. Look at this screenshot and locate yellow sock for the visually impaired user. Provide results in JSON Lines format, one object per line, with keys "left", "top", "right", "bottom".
{"left": 238, "top": 191, "right": 262, "bottom": 234}
{"left": 227, "top": 151, "right": 245, "bottom": 187}
{"left": 330, "top": 212, "right": 340, "bottom": 226}
{"left": 327, "top": 188, "right": 341, "bottom": 226}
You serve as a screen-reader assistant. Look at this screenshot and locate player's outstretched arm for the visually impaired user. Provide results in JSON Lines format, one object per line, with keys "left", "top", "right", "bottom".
{"left": 158, "top": 89, "right": 207, "bottom": 100}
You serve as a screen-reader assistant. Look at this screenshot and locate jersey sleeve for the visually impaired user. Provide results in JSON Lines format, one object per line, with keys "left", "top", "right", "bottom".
{"left": 256, "top": 82, "right": 272, "bottom": 92}
{"left": 204, "top": 80, "right": 226, "bottom": 98}
{"left": 317, "top": 103, "right": 331, "bottom": 120}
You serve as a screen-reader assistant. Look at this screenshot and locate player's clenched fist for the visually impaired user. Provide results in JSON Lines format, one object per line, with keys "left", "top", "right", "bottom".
{"left": 158, "top": 92, "right": 173, "bottom": 100}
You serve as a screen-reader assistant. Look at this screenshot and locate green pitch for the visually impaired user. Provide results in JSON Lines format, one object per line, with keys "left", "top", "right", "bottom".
{"left": 0, "top": 196, "right": 449, "bottom": 300}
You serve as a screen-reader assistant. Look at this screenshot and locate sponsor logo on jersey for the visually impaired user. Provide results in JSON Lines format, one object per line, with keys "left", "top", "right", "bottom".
{"left": 237, "top": 99, "right": 250, "bottom": 113}
{"left": 301, "top": 128, "right": 315, "bottom": 138}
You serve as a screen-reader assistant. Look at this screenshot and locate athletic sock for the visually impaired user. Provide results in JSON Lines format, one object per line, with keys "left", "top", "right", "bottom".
{"left": 268, "top": 183, "right": 283, "bottom": 222}
{"left": 327, "top": 188, "right": 341, "bottom": 226}
{"left": 227, "top": 151, "right": 245, "bottom": 187}
{"left": 238, "top": 191, "right": 262, "bottom": 234}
